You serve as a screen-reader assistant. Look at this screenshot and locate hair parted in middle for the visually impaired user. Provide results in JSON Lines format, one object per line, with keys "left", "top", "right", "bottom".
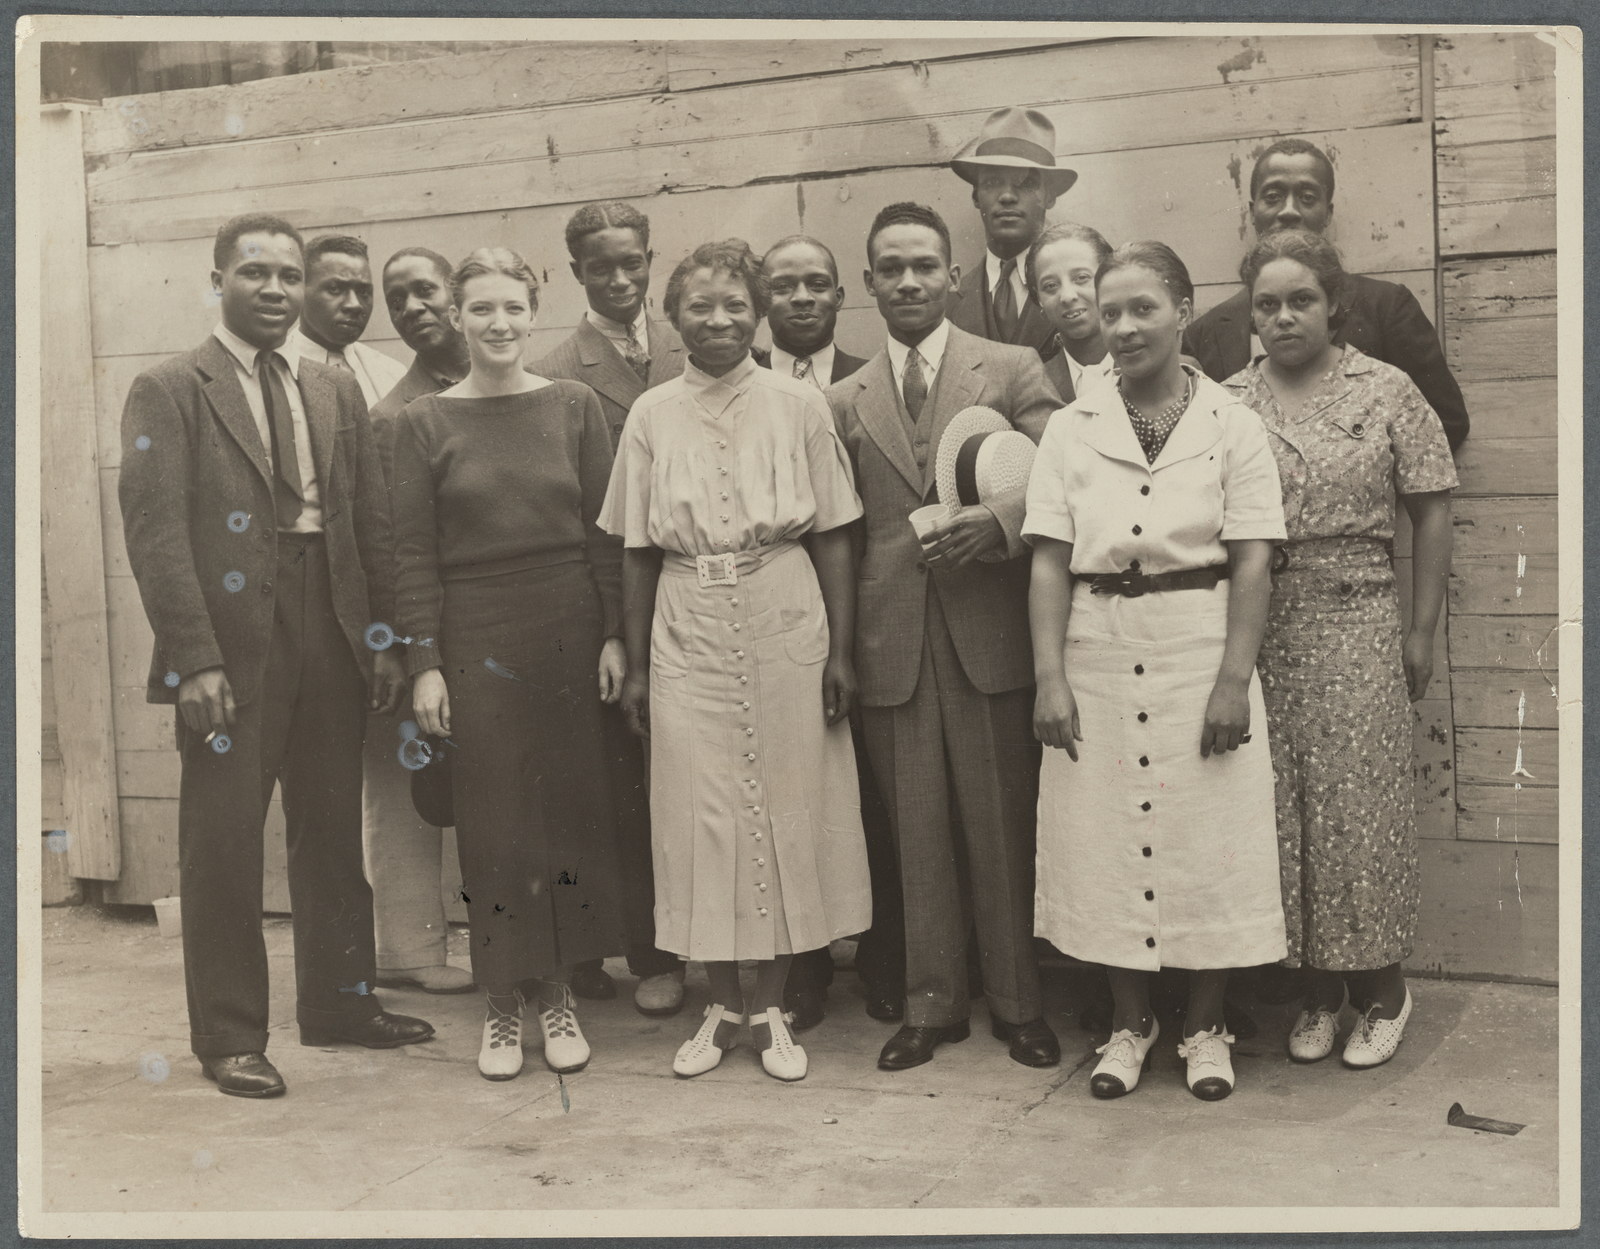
{"left": 1238, "top": 228, "right": 1349, "bottom": 330}
{"left": 662, "top": 239, "right": 770, "bottom": 325}
{"left": 450, "top": 246, "right": 541, "bottom": 313}
{"left": 1095, "top": 240, "right": 1195, "bottom": 308}
{"left": 564, "top": 200, "right": 652, "bottom": 260}
{"left": 865, "top": 201, "right": 952, "bottom": 264}
{"left": 1025, "top": 221, "right": 1114, "bottom": 297}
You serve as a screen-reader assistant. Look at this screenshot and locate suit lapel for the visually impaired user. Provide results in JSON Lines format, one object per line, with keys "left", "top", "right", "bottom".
{"left": 297, "top": 362, "right": 338, "bottom": 497}
{"left": 921, "top": 328, "right": 985, "bottom": 496}
{"left": 646, "top": 316, "right": 686, "bottom": 387}
{"left": 852, "top": 352, "right": 923, "bottom": 496}
{"left": 198, "top": 338, "right": 273, "bottom": 490}
{"left": 575, "top": 318, "right": 645, "bottom": 413}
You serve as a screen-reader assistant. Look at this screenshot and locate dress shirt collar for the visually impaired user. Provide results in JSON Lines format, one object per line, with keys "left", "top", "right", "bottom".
{"left": 770, "top": 340, "right": 835, "bottom": 390}
{"left": 985, "top": 250, "right": 1029, "bottom": 306}
{"left": 885, "top": 317, "right": 949, "bottom": 384}
{"left": 682, "top": 352, "right": 758, "bottom": 416}
{"left": 1067, "top": 349, "right": 1116, "bottom": 398}
{"left": 586, "top": 306, "right": 649, "bottom": 349}
{"left": 289, "top": 326, "right": 353, "bottom": 369}
{"left": 214, "top": 321, "right": 301, "bottom": 379}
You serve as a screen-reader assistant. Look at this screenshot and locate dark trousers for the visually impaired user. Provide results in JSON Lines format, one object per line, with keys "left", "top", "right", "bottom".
{"left": 789, "top": 712, "right": 906, "bottom": 997}
{"left": 178, "top": 534, "right": 377, "bottom": 1058}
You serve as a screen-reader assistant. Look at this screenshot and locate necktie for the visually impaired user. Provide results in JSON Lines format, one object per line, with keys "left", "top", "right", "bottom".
{"left": 993, "top": 258, "right": 1020, "bottom": 343}
{"left": 257, "top": 350, "right": 304, "bottom": 529}
{"left": 323, "top": 348, "right": 353, "bottom": 374}
{"left": 902, "top": 349, "right": 927, "bottom": 424}
{"left": 792, "top": 355, "right": 813, "bottom": 384}
{"left": 622, "top": 322, "right": 651, "bottom": 387}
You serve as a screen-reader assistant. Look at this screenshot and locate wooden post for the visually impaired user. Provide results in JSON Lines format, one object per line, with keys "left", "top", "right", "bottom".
{"left": 39, "top": 104, "right": 121, "bottom": 881}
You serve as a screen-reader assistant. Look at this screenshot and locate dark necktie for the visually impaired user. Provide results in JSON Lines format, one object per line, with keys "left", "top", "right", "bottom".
{"left": 257, "top": 350, "right": 304, "bottom": 529}
{"left": 993, "top": 257, "right": 1020, "bottom": 343}
{"left": 622, "top": 322, "right": 651, "bottom": 387}
{"left": 902, "top": 349, "right": 928, "bottom": 424}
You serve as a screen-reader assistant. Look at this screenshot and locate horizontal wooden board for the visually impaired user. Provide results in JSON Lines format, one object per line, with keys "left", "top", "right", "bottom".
{"left": 118, "top": 749, "right": 180, "bottom": 800}
{"left": 1447, "top": 554, "right": 1558, "bottom": 615}
{"left": 1410, "top": 697, "right": 1456, "bottom": 838}
{"left": 1442, "top": 252, "right": 1555, "bottom": 314}
{"left": 1449, "top": 496, "right": 1556, "bottom": 557}
{"left": 1451, "top": 670, "right": 1559, "bottom": 730}
{"left": 1457, "top": 377, "right": 1556, "bottom": 442}
{"left": 1455, "top": 783, "right": 1558, "bottom": 845}
{"left": 1449, "top": 614, "right": 1558, "bottom": 672}
{"left": 1444, "top": 315, "right": 1556, "bottom": 383}
{"left": 1452, "top": 436, "right": 1558, "bottom": 498}
{"left": 1409, "top": 838, "right": 1556, "bottom": 982}
{"left": 1433, "top": 32, "right": 1558, "bottom": 148}
{"left": 1455, "top": 726, "right": 1558, "bottom": 788}
{"left": 665, "top": 36, "right": 1073, "bottom": 91}
{"left": 84, "top": 42, "right": 672, "bottom": 156}
{"left": 1440, "top": 197, "right": 1556, "bottom": 259}
{"left": 86, "top": 37, "right": 1421, "bottom": 246}
{"left": 1436, "top": 137, "right": 1556, "bottom": 257}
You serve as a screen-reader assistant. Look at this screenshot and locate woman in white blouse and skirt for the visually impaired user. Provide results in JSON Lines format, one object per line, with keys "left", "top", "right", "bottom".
{"left": 1024, "top": 242, "right": 1288, "bottom": 1102}
{"left": 601, "top": 239, "right": 871, "bottom": 1083}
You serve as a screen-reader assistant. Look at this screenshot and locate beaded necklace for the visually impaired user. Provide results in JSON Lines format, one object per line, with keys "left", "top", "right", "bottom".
{"left": 1120, "top": 372, "right": 1193, "bottom": 464}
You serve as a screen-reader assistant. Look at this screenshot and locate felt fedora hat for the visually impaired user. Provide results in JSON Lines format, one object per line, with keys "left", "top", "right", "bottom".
{"left": 951, "top": 107, "right": 1078, "bottom": 197}
{"left": 935, "top": 406, "right": 1039, "bottom": 563}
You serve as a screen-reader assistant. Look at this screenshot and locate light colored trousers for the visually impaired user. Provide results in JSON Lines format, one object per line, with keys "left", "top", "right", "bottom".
{"left": 362, "top": 708, "right": 449, "bottom": 969}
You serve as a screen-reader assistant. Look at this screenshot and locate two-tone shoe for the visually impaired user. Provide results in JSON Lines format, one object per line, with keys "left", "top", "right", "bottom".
{"left": 478, "top": 990, "right": 525, "bottom": 1082}
{"left": 1287, "top": 1008, "right": 1339, "bottom": 1063}
{"left": 1089, "top": 1018, "right": 1160, "bottom": 1099}
{"left": 1177, "top": 1025, "right": 1236, "bottom": 1101}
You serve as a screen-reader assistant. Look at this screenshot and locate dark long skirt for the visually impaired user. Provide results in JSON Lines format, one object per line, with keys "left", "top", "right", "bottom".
{"left": 441, "top": 561, "right": 625, "bottom": 987}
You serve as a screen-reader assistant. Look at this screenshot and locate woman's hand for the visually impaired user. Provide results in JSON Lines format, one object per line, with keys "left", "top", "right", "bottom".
{"left": 597, "top": 637, "right": 627, "bottom": 704}
{"left": 1034, "top": 673, "right": 1083, "bottom": 760}
{"left": 620, "top": 671, "right": 651, "bottom": 739}
{"left": 823, "top": 653, "right": 857, "bottom": 726}
{"left": 412, "top": 668, "right": 451, "bottom": 737}
{"left": 1200, "top": 676, "right": 1250, "bottom": 758}
{"left": 1402, "top": 628, "right": 1435, "bottom": 702}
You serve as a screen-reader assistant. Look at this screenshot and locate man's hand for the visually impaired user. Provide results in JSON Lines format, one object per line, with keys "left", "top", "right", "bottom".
{"left": 921, "top": 504, "right": 1007, "bottom": 569}
{"left": 822, "top": 653, "right": 856, "bottom": 726}
{"left": 620, "top": 672, "right": 650, "bottom": 739}
{"left": 597, "top": 637, "right": 627, "bottom": 704}
{"left": 369, "top": 649, "right": 408, "bottom": 715}
{"left": 178, "top": 666, "right": 235, "bottom": 736}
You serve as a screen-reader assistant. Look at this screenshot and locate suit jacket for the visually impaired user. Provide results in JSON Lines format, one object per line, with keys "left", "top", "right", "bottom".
{"left": 369, "top": 355, "right": 452, "bottom": 492}
{"left": 752, "top": 344, "right": 869, "bottom": 384}
{"left": 948, "top": 252, "right": 1058, "bottom": 360}
{"left": 118, "top": 335, "right": 395, "bottom": 707}
{"left": 532, "top": 314, "right": 686, "bottom": 451}
{"left": 826, "top": 322, "right": 1061, "bottom": 707}
{"left": 1184, "top": 275, "right": 1470, "bottom": 450}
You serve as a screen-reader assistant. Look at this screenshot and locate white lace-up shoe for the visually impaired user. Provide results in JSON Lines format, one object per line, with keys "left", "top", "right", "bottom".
{"left": 1288, "top": 1008, "right": 1339, "bottom": 1062}
{"left": 1089, "top": 1017, "right": 1161, "bottom": 1099}
{"left": 1342, "top": 987, "right": 1412, "bottom": 1069}
{"left": 673, "top": 1004, "right": 746, "bottom": 1077}
{"left": 1177, "top": 1026, "right": 1236, "bottom": 1100}
{"left": 478, "top": 990, "right": 526, "bottom": 1082}
{"left": 537, "top": 983, "right": 591, "bottom": 1074}
{"left": 752, "top": 1006, "right": 808, "bottom": 1081}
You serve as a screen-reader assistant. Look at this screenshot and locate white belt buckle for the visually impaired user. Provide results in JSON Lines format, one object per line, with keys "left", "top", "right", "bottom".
{"left": 696, "top": 552, "right": 738, "bottom": 588}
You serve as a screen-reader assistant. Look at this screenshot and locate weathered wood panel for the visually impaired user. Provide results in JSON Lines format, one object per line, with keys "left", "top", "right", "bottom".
{"left": 1442, "top": 254, "right": 1556, "bottom": 382}
{"left": 1449, "top": 614, "right": 1558, "bottom": 671}
{"left": 1450, "top": 496, "right": 1557, "bottom": 558}
{"left": 1433, "top": 32, "right": 1557, "bottom": 147}
{"left": 102, "top": 797, "right": 178, "bottom": 905}
{"left": 1443, "top": 315, "right": 1556, "bottom": 383}
{"left": 1436, "top": 136, "right": 1556, "bottom": 256}
{"left": 665, "top": 37, "right": 1073, "bottom": 91}
{"left": 1442, "top": 252, "right": 1555, "bottom": 310}
{"left": 1457, "top": 377, "right": 1556, "bottom": 442}
{"left": 84, "top": 42, "right": 672, "bottom": 156}
{"left": 1456, "top": 783, "right": 1558, "bottom": 845}
{"left": 1447, "top": 554, "right": 1558, "bottom": 615}
{"left": 1451, "top": 671, "right": 1559, "bottom": 731}
{"left": 113, "top": 685, "right": 174, "bottom": 753}
{"left": 105, "top": 574, "right": 156, "bottom": 690}
{"left": 1409, "top": 839, "right": 1556, "bottom": 983}
{"left": 1455, "top": 727, "right": 1558, "bottom": 789}
{"left": 1452, "top": 437, "right": 1558, "bottom": 498}
{"left": 40, "top": 106, "right": 121, "bottom": 881}
{"left": 86, "top": 36, "right": 1421, "bottom": 246}
{"left": 116, "top": 750, "right": 180, "bottom": 800}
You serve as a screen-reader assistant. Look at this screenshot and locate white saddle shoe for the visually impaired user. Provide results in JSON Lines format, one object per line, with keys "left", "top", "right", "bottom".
{"left": 673, "top": 1004, "right": 745, "bottom": 1078}
{"left": 1089, "top": 1017, "right": 1160, "bottom": 1099}
{"left": 1343, "top": 987, "right": 1412, "bottom": 1069}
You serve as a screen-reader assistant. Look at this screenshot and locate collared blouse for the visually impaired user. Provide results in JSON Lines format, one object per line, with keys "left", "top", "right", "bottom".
{"left": 1221, "top": 346, "right": 1458, "bottom": 543}
{"left": 1022, "top": 367, "right": 1287, "bottom": 574}
{"left": 599, "top": 353, "right": 863, "bottom": 555}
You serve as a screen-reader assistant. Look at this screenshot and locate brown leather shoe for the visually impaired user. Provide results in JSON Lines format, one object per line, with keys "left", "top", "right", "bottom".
{"left": 990, "top": 1016, "right": 1062, "bottom": 1067}
{"left": 299, "top": 1010, "right": 434, "bottom": 1049}
{"left": 199, "top": 1052, "right": 285, "bottom": 1098}
{"left": 877, "top": 1019, "right": 970, "bottom": 1070}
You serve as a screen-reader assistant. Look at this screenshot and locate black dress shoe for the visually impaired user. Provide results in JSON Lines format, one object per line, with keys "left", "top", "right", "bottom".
{"left": 568, "top": 961, "right": 618, "bottom": 1000}
{"left": 990, "top": 1016, "right": 1062, "bottom": 1067}
{"left": 299, "top": 1010, "right": 435, "bottom": 1049}
{"left": 783, "top": 985, "right": 826, "bottom": 1032}
{"left": 877, "top": 1019, "right": 970, "bottom": 1070}
{"left": 864, "top": 985, "right": 904, "bottom": 1022}
{"left": 199, "top": 1052, "right": 286, "bottom": 1098}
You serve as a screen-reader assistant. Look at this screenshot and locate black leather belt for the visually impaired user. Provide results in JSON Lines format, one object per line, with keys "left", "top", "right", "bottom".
{"left": 1083, "top": 563, "right": 1230, "bottom": 598}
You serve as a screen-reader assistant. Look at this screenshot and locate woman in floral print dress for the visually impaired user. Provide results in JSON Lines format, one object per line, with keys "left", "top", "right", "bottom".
{"left": 1223, "top": 229, "right": 1456, "bottom": 1070}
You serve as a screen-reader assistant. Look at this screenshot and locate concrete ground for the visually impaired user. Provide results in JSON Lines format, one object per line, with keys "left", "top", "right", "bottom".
{"left": 39, "top": 904, "right": 1559, "bottom": 1212}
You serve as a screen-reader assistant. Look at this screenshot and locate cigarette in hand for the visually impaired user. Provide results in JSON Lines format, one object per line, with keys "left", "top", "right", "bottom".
{"left": 204, "top": 731, "right": 217, "bottom": 744}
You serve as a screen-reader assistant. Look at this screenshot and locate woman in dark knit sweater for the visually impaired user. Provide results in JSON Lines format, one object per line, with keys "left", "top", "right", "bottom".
{"left": 393, "top": 247, "right": 626, "bottom": 1082}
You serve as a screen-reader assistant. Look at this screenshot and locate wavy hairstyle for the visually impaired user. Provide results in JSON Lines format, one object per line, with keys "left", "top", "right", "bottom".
{"left": 449, "top": 246, "right": 540, "bottom": 313}
{"left": 662, "top": 239, "right": 769, "bottom": 325}
{"left": 1025, "top": 221, "right": 1114, "bottom": 298}
{"left": 1095, "top": 240, "right": 1194, "bottom": 309}
{"left": 1238, "top": 228, "right": 1348, "bottom": 330}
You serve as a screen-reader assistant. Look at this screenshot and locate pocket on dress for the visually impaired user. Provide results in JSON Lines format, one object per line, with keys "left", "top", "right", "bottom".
{"left": 652, "top": 616, "right": 693, "bottom": 680}
{"left": 782, "top": 605, "right": 830, "bottom": 665}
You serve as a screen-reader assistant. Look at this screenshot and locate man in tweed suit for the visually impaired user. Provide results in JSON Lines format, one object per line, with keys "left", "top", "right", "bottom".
{"left": 827, "top": 202, "right": 1062, "bottom": 1071}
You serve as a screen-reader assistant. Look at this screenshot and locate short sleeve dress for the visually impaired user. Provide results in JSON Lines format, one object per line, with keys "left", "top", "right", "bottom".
{"left": 599, "top": 354, "right": 871, "bottom": 961}
{"left": 1223, "top": 346, "right": 1458, "bottom": 971}
{"left": 1022, "top": 369, "right": 1289, "bottom": 973}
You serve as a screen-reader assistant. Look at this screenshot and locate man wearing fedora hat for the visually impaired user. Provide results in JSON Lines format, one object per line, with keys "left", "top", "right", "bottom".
{"left": 948, "top": 107, "right": 1078, "bottom": 360}
{"left": 827, "top": 201, "right": 1062, "bottom": 1073}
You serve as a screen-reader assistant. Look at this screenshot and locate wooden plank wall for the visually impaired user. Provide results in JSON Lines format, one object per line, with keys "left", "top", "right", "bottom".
{"left": 60, "top": 34, "right": 1564, "bottom": 981}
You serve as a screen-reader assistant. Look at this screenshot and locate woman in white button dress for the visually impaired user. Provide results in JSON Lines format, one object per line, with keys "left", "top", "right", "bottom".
{"left": 1024, "top": 242, "right": 1288, "bottom": 1102}
{"left": 600, "top": 239, "right": 871, "bottom": 1082}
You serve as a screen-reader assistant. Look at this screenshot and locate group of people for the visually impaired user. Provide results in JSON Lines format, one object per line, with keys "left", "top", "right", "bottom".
{"left": 117, "top": 104, "right": 1465, "bottom": 1104}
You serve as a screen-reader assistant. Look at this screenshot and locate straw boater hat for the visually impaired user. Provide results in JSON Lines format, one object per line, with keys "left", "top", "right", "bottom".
{"left": 951, "top": 107, "right": 1078, "bottom": 197}
{"left": 935, "top": 406, "right": 1040, "bottom": 563}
